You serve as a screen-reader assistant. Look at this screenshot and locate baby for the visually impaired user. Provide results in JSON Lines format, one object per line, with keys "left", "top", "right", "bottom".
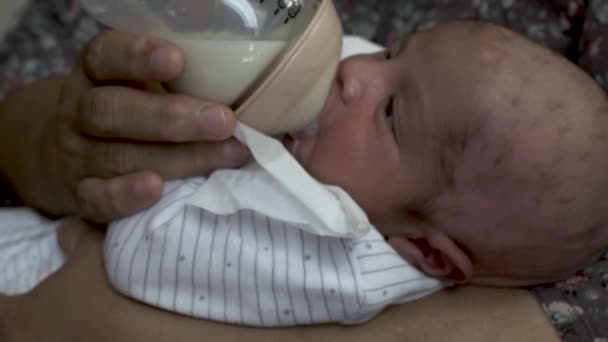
{"left": 104, "top": 19, "right": 608, "bottom": 326}
{"left": 287, "top": 19, "right": 608, "bottom": 287}
{"left": 4, "top": 20, "right": 608, "bottom": 327}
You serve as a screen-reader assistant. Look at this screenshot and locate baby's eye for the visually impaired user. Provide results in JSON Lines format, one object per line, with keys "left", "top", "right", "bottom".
{"left": 385, "top": 97, "right": 394, "bottom": 117}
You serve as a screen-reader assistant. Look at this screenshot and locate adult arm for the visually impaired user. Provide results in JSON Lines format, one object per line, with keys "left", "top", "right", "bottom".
{"left": 2, "top": 221, "right": 559, "bottom": 342}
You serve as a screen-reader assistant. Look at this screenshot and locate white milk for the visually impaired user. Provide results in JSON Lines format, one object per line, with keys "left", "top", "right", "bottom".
{"left": 159, "top": 32, "right": 286, "bottom": 105}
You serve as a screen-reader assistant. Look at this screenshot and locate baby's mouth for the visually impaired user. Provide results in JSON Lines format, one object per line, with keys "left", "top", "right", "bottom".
{"left": 292, "top": 117, "right": 320, "bottom": 139}
{"left": 281, "top": 132, "right": 296, "bottom": 153}
{"left": 281, "top": 117, "right": 319, "bottom": 154}
{"left": 281, "top": 76, "right": 337, "bottom": 153}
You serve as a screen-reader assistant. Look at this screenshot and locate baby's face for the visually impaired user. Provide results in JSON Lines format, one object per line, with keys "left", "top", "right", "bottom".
{"left": 284, "top": 23, "right": 488, "bottom": 231}
{"left": 285, "top": 21, "right": 608, "bottom": 285}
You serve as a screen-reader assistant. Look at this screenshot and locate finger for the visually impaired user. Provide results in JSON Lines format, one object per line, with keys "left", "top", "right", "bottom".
{"left": 79, "top": 86, "right": 235, "bottom": 142}
{"left": 77, "top": 171, "right": 164, "bottom": 223}
{"left": 86, "top": 139, "right": 250, "bottom": 180}
{"left": 57, "top": 218, "right": 91, "bottom": 256}
{"left": 84, "top": 30, "right": 184, "bottom": 82}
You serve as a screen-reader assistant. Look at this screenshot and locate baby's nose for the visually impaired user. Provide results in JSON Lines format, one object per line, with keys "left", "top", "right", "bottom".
{"left": 340, "top": 73, "right": 362, "bottom": 105}
{"left": 338, "top": 56, "right": 371, "bottom": 105}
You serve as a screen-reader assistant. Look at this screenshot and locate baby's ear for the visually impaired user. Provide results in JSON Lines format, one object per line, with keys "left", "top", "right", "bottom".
{"left": 388, "top": 232, "right": 472, "bottom": 283}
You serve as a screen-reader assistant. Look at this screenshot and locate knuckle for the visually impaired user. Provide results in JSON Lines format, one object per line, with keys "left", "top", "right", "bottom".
{"left": 129, "top": 36, "right": 152, "bottom": 60}
{"left": 56, "top": 131, "right": 84, "bottom": 168}
{"left": 83, "top": 32, "right": 108, "bottom": 78}
{"left": 101, "top": 144, "right": 136, "bottom": 175}
{"left": 103, "top": 181, "right": 125, "bottom": 217}
{"left": 192, "top": 145, "right": 217, "bottom": 175}
{"left": 127, "top": 36, "right": 153, "bottom": 72}
{"left": 55, "top": 130, "right": 75, "bottom": 155}
{"left": 80, "top": 88, "right": 116, "bottom": 134}
{"left": 158, "top": 98, "right": 189, "bottom": 141}
{"left": 76, "top": 183, "right": 95, "bottom": 218}
{"left": 50, "top": 121, "right": 88, "bottom": 181}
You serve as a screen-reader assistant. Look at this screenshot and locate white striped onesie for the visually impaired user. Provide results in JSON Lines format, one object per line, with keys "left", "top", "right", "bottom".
{"left": 105, "top": 178, "right": 444, "bottom": 327}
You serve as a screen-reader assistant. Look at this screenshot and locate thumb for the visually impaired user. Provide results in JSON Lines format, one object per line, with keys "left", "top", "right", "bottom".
{"left": 57, "top": 218, "right": 90, "bottom": 256}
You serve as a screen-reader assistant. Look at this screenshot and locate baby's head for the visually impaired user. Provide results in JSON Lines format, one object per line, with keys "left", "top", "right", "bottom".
{"left": 285, "top": 21, "right": 608, "bottom": 286}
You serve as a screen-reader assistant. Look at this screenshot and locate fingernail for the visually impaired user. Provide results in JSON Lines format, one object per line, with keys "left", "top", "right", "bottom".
{"left": 199, "top": 105, "right": 228, "bottom": 138}
{"left": 224, "top": 140, "right": 251, "bottom": 164}
{"left": 432, "top": 249, "right": 445, "bottom": 268}
{"left": 150, "top": 47, "right": 172, "bottom": 72}
{"left": 447, "top": 268, "right": 466, "bottom": 282}
{"left": 134, "top": 178, "right": 153, "bottom": 199}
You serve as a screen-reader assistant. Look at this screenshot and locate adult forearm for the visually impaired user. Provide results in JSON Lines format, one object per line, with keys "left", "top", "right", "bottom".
{"left": 131, "top": 287, "right": 559, "bottom": 342}
{"left": 5, "top": 220, "right": 560, "bottom": 342}
{"left": 0, "top": 294, "right": 16, "bottom": 341}
{"left": 82, "top": 288, "right": 559, "bottom": 342}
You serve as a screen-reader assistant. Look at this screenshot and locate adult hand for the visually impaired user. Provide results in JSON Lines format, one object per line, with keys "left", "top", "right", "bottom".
{"left": 0, "top": 30, "right": 250, "bottom": 222}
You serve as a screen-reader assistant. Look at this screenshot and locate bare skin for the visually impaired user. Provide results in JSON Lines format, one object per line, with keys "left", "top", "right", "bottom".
{"left": 1, "top": 220, "right": 558, "bottom": 342}
{"left": 288, "top": 21, "right": 608, "bottom": 286}
{"left": 0, "top": 31, "right": 251, "bottom": 223}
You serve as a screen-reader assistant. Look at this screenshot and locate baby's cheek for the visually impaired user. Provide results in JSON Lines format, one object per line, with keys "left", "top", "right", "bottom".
{"left": 309, "top": 159, "right": 380, "bottom": 212}
{"left": 299, "top": 134, "right": 386, "bottom": 213}
{"left": 305, "top": 154, "right": 342, "bottom": 185}
{"left": 297, "top": 137, "right": 343, "bottom": 180}
{"left": 307, "top": 156, "right": 358, "bottom": 194}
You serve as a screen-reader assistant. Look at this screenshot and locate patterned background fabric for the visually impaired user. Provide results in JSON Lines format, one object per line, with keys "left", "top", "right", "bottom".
{"left": 1, "top": 1, "right": 608, "bottom": 340}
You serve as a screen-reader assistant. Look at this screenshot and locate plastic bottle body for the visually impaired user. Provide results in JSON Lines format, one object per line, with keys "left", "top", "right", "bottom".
{"left": 81, "top": 0, "right": 342, "bottom": 134}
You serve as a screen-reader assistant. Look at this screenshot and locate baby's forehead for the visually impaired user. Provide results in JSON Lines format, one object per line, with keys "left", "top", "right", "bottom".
{"left": 391, "top": 21, "right": 591, "bottom": 146}
{"left": 411, "top": 22, "right": 533, "bottom": 72}
{"left": 410, "top": 22, "right": 608, "bottom": 219}
{"left": 423, "top": 21, "right": 521, "bottom": 48}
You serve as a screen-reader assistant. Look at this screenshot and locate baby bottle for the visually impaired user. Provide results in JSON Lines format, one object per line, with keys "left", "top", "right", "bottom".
{"left": 80, "top": 0, "right": 343, "bottom": 134}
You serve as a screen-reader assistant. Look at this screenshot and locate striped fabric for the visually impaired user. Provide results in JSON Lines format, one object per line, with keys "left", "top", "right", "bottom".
{"left": 105, "top": 179, "right": 444, "bottom": 327}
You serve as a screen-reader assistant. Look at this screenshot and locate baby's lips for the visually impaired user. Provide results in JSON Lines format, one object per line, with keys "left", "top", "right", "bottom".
{"left": 281, "top": 132, "right": 296, "bottom": 152}
{"left": 290, "top": 117, "right": 320, "bottom": 140}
